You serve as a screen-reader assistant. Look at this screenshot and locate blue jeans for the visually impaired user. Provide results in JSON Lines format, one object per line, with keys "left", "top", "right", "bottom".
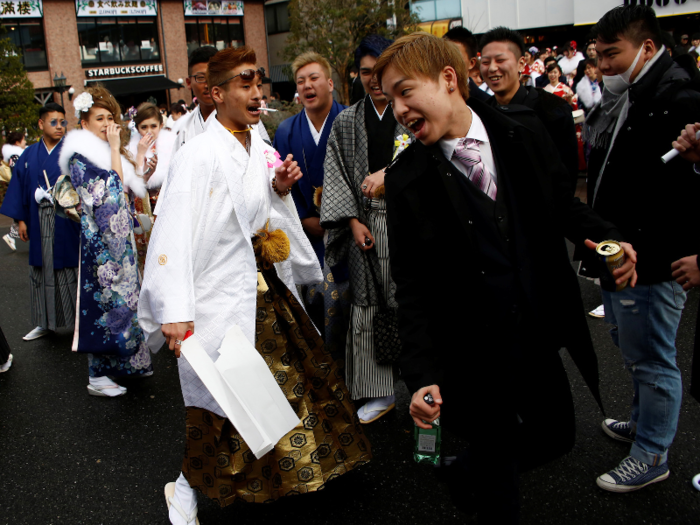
{"left": 601, "top": 281, "right": 686, "bottom": 466}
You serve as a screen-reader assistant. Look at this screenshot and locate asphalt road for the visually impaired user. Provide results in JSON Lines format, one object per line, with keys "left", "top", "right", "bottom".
{"left": 1, "top": 224, "right": 699, "bottom": 525}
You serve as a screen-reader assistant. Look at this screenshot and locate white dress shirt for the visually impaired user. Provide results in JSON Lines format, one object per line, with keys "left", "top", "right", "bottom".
{"left": 438, "top": 106, "right": 498, "bottom": 184}
{"left": 305, "top": 110, "right": 329, "bottom": 145}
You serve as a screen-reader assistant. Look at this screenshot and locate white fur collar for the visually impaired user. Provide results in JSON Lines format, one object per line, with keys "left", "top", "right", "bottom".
{"left": 59, "top": 129, "right": 146, "bottom": 198}
{"left": 127, "top": 128, "right": 176, "bottom": 190}
{"left": 2, "top": 144, "right": 24, "bottom": 163}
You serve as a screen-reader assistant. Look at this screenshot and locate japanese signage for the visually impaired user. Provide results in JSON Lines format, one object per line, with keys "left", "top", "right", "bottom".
{"left": 75, "top": 0, "right": 157, "bottom": 17}
{"left": 184, "top": 1, "right": 243, "bottom": 16}
{"left": 0, "top": 1, "right": 43, "bottom": 18}
{"left": 85, "top": 63, "right": 163, "bottom": 78}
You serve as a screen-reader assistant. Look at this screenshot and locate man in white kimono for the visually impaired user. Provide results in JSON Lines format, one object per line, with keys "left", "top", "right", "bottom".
{"left": 156, "top": 46, "right": 270, "bottom": 215}
{"left": 138, "top": 48, "right": 325, "bottom": 524}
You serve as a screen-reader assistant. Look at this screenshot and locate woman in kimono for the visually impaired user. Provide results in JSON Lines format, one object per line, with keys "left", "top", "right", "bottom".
{"left": 128, "top": 102, "right": 176, "bottom": 273}
{"left": 59, "top": 86, "right": 153, "bottom": 397}
{"left": 321, "top": 35, "right": 411, "bottom": 424}
{"left": 544, "top": 63, "right": 576, "bottom": 107}
{"left": 138, "top": 47, "right": 370, "bottom": 525}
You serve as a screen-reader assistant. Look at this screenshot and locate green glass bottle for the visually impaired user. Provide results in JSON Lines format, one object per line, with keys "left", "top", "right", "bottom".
{"left": 413, "top": 393, "right": 441, "bottom": 465}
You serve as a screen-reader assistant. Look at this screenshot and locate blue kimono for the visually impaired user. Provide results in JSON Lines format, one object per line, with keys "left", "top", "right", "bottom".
{"left": 0, "top": 139, "right": 80, "bottom": 269}
{"left": 273, "top": 101, "right": 350, "bottom": 357}
{"left": 274, "top": 100, "right": 346, "bottom": 265}
{"left": 69, "top": 153, "right": 152, "bottom": 378}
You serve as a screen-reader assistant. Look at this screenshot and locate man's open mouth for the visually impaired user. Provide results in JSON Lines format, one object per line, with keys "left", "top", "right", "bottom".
{"left": 406, "top": 118, "right": 425, "bottom": 135}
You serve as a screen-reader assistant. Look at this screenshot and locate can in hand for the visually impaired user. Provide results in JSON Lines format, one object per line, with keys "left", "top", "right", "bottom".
{"left": 596, "top": 240, "right": 628, "bottom": 292}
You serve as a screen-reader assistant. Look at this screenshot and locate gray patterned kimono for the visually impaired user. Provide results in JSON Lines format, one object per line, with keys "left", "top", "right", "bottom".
{"left": 321, "top": 97, "right": 412, "bottom": 399}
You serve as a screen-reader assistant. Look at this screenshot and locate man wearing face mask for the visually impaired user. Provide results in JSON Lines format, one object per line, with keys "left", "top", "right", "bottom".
{"left": 585, "top": 5, "right": 700, "bottom": 493}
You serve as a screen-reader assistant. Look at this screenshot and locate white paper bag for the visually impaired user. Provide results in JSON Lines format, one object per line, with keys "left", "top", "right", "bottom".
{"left": 180, "top": 325, "right": 300, "bottom": 459}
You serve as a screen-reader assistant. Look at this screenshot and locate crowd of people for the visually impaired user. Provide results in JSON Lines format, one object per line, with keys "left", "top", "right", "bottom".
{"left": 1, "top": 4, "right": 700, "bottom": 524}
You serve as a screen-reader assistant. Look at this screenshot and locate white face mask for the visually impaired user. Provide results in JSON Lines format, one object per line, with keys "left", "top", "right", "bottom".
{"left": 602, "top": 45, "right": 645, "bottom": 95}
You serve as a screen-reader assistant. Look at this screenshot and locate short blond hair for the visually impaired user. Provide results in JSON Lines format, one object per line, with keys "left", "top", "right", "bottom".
{"left": 291, "top": 51, "right": 332, "bottom": 81}
{"left": 374, "top": 32, "right": 470, "bottom": 101}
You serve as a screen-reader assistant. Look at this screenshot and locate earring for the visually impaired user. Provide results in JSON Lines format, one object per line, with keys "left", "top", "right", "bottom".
{"left": 449, "top": 87, "right": 455, "bottom": 93}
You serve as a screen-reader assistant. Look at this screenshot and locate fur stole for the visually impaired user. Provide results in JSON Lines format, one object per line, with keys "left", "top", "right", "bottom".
{"left": 59, "top": 129, "right": 146, "bottom": 198}
{"left": 2, "top": 144, "right": 24, "bottom": 164}
{"left": 127, "top": 128, "right": 176, "bottom": 190}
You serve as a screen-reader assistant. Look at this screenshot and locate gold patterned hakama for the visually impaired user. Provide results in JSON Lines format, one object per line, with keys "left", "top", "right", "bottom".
{"left": 181, "top": 250, "right": 372, "bottom": 506}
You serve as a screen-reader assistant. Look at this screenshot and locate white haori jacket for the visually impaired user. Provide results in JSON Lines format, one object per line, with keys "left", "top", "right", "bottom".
{"left": 138, "top": 116, "right": 322, "bottom": 416}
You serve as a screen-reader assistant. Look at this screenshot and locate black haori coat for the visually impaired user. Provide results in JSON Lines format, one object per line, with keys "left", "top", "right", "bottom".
{"left": 385, "top": 98, "right": 622, "bottom": 466}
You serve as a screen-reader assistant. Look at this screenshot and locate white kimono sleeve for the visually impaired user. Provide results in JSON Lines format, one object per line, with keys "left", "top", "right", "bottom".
{"left": 137, "top": 151, "right": 199, "bottom": 351}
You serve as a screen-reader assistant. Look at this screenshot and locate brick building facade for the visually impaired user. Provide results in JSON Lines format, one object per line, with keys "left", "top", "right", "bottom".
{"left": 2, "top": 0, "right": 269, "bottom": 127}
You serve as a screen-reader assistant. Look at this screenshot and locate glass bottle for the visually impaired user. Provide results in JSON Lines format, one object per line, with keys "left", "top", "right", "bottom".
{"left": 413, "top": 393, "right": 441, "bottom": 465}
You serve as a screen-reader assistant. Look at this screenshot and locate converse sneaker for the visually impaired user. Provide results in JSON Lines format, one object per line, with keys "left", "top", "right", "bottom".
{"left": 602, "top": 419, "right": 636, "bottom": 443}
{"left": 597, "top": 456, "right": 669, "bottom": 493}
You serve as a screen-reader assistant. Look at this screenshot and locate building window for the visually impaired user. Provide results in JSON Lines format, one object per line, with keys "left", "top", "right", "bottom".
{"left": 411, "top": 0, "right": 460, "bottom": 22}
{"left": 265, "top": 2, "right": 289, "bottom": 35}
{"left": 77, "top": 17, "right": 160, "bottom": 66}
{"left": 185, "top": 17, "right": 244, "bottom": 55}
{"left": 2, "top": 18, "right": 47, "bottom": 71}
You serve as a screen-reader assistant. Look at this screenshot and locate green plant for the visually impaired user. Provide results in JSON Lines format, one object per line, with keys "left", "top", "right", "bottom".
{"left": 261, "top": 100, "right": 303, "bottom": 142}
{"left": 0, "top": 25, "right": 40, "bottom": 143}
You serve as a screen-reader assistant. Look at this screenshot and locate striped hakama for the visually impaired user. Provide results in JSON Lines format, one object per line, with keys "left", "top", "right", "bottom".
{"left": 29, "top": 200, "right": 77, "bottom": 331}
{"left": 344, "top": 198, "right": 394, "bottom": 399}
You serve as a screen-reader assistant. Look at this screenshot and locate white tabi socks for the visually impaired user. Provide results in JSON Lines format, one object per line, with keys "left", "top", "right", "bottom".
{"left": 169, "top": 472, "right": 198, "bottom": 525}
{"left": 88, "top": 375, "right": 126, "bottom": 397}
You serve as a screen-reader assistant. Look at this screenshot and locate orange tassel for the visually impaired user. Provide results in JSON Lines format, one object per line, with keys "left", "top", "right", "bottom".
{"left": 254, "top": 221, "right": 290, "bottom": 264}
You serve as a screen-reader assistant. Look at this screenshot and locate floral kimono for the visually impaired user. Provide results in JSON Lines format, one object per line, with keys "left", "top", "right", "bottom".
{"left": 59, "top": 129, "right": 152, "bottom": 378}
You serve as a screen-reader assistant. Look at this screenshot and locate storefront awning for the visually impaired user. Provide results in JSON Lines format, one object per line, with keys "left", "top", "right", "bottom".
{"left": 270, "top": 64, "right": 292, "bottom": 84}
{"left": 86, "top": 75, "right": 182, "bottom": 96}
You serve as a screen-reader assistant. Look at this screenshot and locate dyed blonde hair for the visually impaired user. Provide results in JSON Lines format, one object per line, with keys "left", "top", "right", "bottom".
{"left": 291, "top": 51, "right": 332, "bottom": 81}
{"left": 373, "top": 32, "right": 470, "bottom": 101}
{"left": 80, "top": 85, "right": 135, "bottom": 166}
{"left": 134, "top": 102, "right": 163, "bottom": 127}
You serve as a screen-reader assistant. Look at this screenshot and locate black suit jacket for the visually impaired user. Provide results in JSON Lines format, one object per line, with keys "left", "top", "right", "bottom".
{"left": 468, "top": 77, "right": 491, "bottom": 102}
{"left": 385, "top": 98, "right": 621, "bottom": 414}
{"left": 488, "top": 86, "right": 579, "bottom": 192}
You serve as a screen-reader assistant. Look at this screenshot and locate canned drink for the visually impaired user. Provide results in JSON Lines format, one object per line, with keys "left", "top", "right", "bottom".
{"left": 596, "top": 240, "right": 628, "bottom": 292}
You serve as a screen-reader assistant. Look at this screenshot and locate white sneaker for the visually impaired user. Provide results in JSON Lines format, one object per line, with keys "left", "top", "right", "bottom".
{"left": 3, "top": 234, "right": 16, "bottom": 251}
{"left": 23, "top": 326, "right": 51, "bottom": 341}
{"left": 0, "top": 354, "right": 12, "bottom": 373}
{"left": 588, "top": 304, "right": 605, "bottom": 318}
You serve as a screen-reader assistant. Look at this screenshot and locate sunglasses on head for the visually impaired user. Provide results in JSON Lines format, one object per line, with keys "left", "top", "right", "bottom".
{"left": 216, "top": 67, "right": 266, "bottom": 87}
{"left": 46, "top": 119, "right": 68, "bottom": 128}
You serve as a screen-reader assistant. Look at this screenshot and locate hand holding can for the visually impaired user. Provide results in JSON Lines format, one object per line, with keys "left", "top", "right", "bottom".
{"left": 585, "top": 239, "right": 638, "bottom": 290}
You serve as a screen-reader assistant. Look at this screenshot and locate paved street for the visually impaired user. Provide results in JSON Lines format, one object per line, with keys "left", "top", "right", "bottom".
{"left": 1, "top": 219, "right": 700, "bottom": 525}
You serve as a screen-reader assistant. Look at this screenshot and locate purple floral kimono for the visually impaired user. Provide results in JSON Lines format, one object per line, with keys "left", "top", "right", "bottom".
{"left": 69, "top": 153, "right": 152, "bottom": 378}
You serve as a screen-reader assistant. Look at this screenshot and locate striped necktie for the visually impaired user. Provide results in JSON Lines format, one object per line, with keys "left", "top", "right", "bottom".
{"left": 453, "top": 138, "right": 497, "bottom": 200}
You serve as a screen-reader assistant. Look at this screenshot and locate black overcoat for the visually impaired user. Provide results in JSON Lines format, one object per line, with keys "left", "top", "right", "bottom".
{"left": 385, "top": 98, "right": 621, "bottom": 442}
